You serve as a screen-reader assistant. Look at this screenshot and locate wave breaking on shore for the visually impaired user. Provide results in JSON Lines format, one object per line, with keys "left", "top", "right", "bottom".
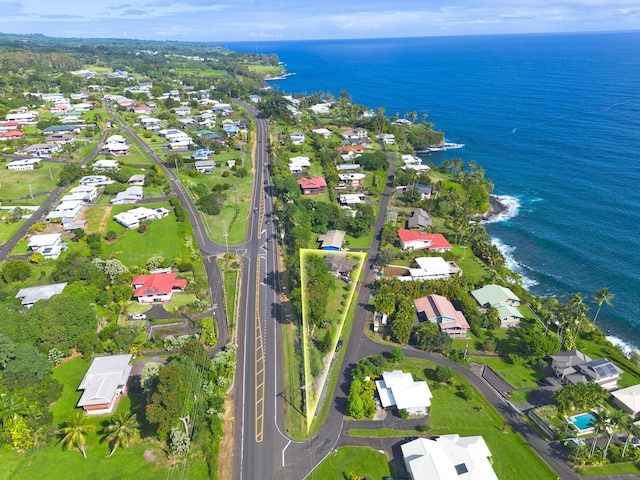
{"left": 492, "top": 237, "right": 538, "bottom": 289}
{"left": 482, "top": 194, "right": 520, "bottom": 223}
{"left": 606, "top": 334, "right": 640, "bottom": 357}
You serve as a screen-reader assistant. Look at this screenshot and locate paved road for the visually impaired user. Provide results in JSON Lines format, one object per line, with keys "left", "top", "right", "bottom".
{"left": 0, "top": 128, "right": 111, "bottom": 262}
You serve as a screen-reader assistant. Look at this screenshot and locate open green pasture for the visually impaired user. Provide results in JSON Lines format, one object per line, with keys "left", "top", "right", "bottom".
{"left": 0, "top": 162, "right": 64, "bottom": 202}
{"left": 309, "top": 446, "right": 395, "bottom": 480}
{"left": 86, "top": 203, "right": 183, "bottom": 266}
{"left": 0, "top": 357, "right": 174, "bottom": 480}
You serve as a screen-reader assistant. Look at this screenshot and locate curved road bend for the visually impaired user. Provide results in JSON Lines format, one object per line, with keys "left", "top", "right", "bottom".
{"left": 106, "top": 105, "right": 231, "bottom": 348}
{"left": 0, "top": 128, "right": 112, "bottom": 263}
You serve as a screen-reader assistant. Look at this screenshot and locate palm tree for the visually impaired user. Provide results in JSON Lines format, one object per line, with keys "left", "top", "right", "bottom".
{"left": 59, "top": 411, "right": 95, "bottom": 458}
{"left": 103, "top": 412, "right": 140, "bottom": 457}
{"left": 602, "top": 409, "right": 627, "bottom": 459}
{"left": 0, "top": 394, "right": 29, "bottom": 424}
{"left": 589, "top": 410, "right": 610, "bottom": 456}
{"left": 592, "top": 288, "right": 614, "bottom": 326}
{"left": 620, "top": 414, "right": 640, "bottom": 458}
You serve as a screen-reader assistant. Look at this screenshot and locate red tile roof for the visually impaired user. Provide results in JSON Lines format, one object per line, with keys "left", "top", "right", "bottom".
{"left": 397, "top": 230, "right": 451, "bottom": 250}
{"left": 131, "top": 272, "right": 186, "bottom": 297}
{"left": 0, "top": 131, "right": 24, "bottom": 138}
{"left": 2, "top": 121, "right": 22, "bottom": 127}
{"left": 297, "top": 176, "right": 327, "bottom": 189}
{"left": 336, "top": 145, "right": 365, "bottom": 152}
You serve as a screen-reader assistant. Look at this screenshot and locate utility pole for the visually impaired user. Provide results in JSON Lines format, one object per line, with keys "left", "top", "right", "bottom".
{"left": 223, "top": 222, "right": 229, "bottom": 254}
{"left": 233, "top": 185, "right": 238, "bottom": 214}
{"left": 49, "top": 166, "right": 53, "bottom": 182}
{"left": 29, "top": 184, "right": 33, "bottom": 201}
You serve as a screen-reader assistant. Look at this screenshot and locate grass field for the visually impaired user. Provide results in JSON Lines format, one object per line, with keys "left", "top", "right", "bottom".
{"left": 351, "top": 356, "right": 558, "bottom": 480}
{"left": 87, "top": 203, "right": 183, "bottom": 266}
{"left": 176, "top": 159, "right": 254, "bottom": 245}
{"left": 468, "top": 355, "right": 544, "bottom": 389}
{"left": 0, "top": 357, "right": 180, "bottom": 480}
{"left": 308, "top": 446, "right": 395, "bottom": 480}
{"left": 0, "top": 162, "right": 64, "bottom": 202}
{"left": 0, "top": 215, "right": 27, "bottom": 244}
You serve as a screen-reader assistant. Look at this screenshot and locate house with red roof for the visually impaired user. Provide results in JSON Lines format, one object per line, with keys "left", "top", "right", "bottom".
{"left": 413, "top": 294, "right": 470, "bottom": 339}
{"left": 336, "top": 145, "right": 365, "bottom": 153}
{"left": 297, "top": 176, "right": 327, "bottom": 195}
{"left": 130, "top": 272, "right": 187, "bottom": 304}
{"left": 0, "top": 130, "right": 25, "bottom": 140}
{"left": 398, "top": 230, "right": 451, "bottom": 252}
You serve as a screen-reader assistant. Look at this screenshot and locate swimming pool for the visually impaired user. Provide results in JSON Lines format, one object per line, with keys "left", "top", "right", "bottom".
{"left": 569, "top": 412, "right": 596, "bottom": 431}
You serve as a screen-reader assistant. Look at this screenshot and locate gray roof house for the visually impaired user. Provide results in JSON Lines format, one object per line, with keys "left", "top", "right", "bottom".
{"left": 407, "top": 208, "right": 432, "bottom": 229}
{"left": 15, "top": 282, "right": 68, "bottom": 307}
{"left": 77, "top": 354, "right": 132, "bottom": 415}
{"left": 550, "top": 349, "right": 623, "bottom": 390}
{"left": 318, "top": 230, "right": 346, "bottom": 251}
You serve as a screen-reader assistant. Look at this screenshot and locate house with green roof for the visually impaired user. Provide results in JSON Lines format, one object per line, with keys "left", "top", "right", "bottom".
{"left": 470, "top": 284, "right": 523, "bottom": 328}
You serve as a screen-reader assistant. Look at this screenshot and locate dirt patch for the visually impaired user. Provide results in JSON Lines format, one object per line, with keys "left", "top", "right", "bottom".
{"left": 97, "top": 206, "right": 112, "bottom": 234}
{"left": 144, "top": 449, "right": 158, "bottom": 462}
{"left": 384, "top": 266, "right": 409, "bottom": 277}
{"left": 60, "top": 348, "right": 81, "bottom": 364}
{"left": 218, "top": 391, "right": 235, "bottom": 480}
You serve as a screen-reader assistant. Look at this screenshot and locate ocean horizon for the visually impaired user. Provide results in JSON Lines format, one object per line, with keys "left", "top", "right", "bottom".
{"left": 227, "top": 31, "right": 640, "bottom": 350}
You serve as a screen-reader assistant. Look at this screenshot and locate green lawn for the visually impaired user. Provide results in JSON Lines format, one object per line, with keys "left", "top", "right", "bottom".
{"left": 0, "top": 357, "right": 179, "bottom": 480}
{"left": 578, "top": 461, "right": 640, "bottom": 476}
{"left": 176, "top": 160, "right": 254, "bottom": 245}
{"left": 0, "top": 216, "right": 27, "bottom": 244}
{"left": 93, "top": 203, "right": 184, "bottom": 266}
{"left": 468, "top": 355, "right": 544, "bottom": 389}
{"left": 0, "top": 162, "right": 65, "bottom": 202}
{"left": 396, "top": 357, "right": 558, "bottom": 480}
{"left": 308, "top": 446, "right": 394, "bottom": 480}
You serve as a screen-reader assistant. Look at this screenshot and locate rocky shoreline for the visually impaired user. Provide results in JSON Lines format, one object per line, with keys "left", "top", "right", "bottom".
{"left": 482, "top": 195, "right": 510, "bottom": 222}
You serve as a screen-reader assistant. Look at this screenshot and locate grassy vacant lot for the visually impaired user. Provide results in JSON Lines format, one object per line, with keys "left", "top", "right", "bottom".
{"left": 0, "top": 162, "right": 64, "bottom": 202}
{"left": 468, "top": 355, "right": 545, "bottom": 389}
{"left": 384, "top": 357, "right": 557, "bottom": 480}
{"left": 176, "top": 158, "right": 254, "bottom": 245}
{"left": 0, "top": 357, "right": 177, "bottom": 480}
{"left": 86, "top": 203, "right": 183, "bottom": 266}
{"left": 578, "top": 462, "right": 640, "bottom": 476}
{"left": 0, "top": 216, "right": 27, "bottom": 244}
{"left": 308, "top": 446, "right": 395, "bottom": 480}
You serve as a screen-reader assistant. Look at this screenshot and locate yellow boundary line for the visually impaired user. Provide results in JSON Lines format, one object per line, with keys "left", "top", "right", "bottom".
{"left": 299, "top": 249, "right": 367, "bottom": 430}
{"left": 254, "top": 254, "right": 265, "bottom": 442}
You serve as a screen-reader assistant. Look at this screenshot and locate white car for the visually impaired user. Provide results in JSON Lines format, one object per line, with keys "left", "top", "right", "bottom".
{"left": 131, "top": 313, "right": 147, "bottom": 320}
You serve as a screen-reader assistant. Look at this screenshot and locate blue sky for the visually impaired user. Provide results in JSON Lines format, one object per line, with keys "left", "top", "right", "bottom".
{"left": 0, "top": 1, "right": 637, "bottom": 42}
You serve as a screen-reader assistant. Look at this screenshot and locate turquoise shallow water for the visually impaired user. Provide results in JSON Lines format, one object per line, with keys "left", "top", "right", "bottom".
{"left": 227, "top": 32, "right": 640, "bottom": 348}
{"left": 570, "top": 412, "right": 596, "bottom": 431}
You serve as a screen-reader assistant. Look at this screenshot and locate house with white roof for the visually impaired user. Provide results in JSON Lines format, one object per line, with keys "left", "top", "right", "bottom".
{"left": 338, "top": 193, "right": 366, "bottom": 206}
{"left": 46, "top": 200, "right": 83, "bottom": 227}
{"left": 377, "top": 133, "right": 396, "bottom": 144}
{"left": 611, "top": 384, "right": 640, "bottom": 418}
{"left": 6, "top": 158, "right": 41, "bottom": 170}
{"left": 93, "top": 159, "right": 120, "bottom": 171}
{"left": 375, "top": 370, "right": 433, "bottom": 415}
{"left": 27, "top": 233, "right": 67, "bottom": 259}
{"left": 288, "top": 156, "right": 311, "bottom": 173}
{"left": 311, "top": 127, "right": 332, "bottom": 138}
{"left": 401, "top": 435, "right": 498, "bottom": 480}
{"left": 110, "top": 186, "right": 143, "bottom": 205}
{"left": 79, "top": 175, "right": 114, "bottom": 186}
{"left": 77, "top": 354, "right": 132, "bottom": 415}
{"left": 399, "top": 256, "right": 460, "bottom": 282}
{"left": 113, "top": 207, "right": 169, "bottom": 229}
{"left": 16, "top": 282, "right": 67, "bottom": 307}
{"left": 289, "top": 131, "right": 305, "bottom": 145}
{"left": 60, "top": 185, "right": 99, "bottom": 204}
{"left": 338, "top": 173, "right": 366, "bottom": 187}
{"left": 195, "top": 160, "right": 215, "bottom": 174}
{"left": 102, "top": 135, "right": 129, "bottom": 156}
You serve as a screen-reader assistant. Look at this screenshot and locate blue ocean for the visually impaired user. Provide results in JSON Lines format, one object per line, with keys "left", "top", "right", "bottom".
{"left": 227, "top": 32, "right": 640, "bottom": 349}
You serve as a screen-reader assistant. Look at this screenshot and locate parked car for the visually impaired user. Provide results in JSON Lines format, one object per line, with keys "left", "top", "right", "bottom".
{"left": 131, "top": 313, "right": 147, "bottom": 320}
{"left": 563, "top": 438, "right": 585, "bottom": 447}
{"left": 336, "top": 340, "right": 344, "bottom": 351}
